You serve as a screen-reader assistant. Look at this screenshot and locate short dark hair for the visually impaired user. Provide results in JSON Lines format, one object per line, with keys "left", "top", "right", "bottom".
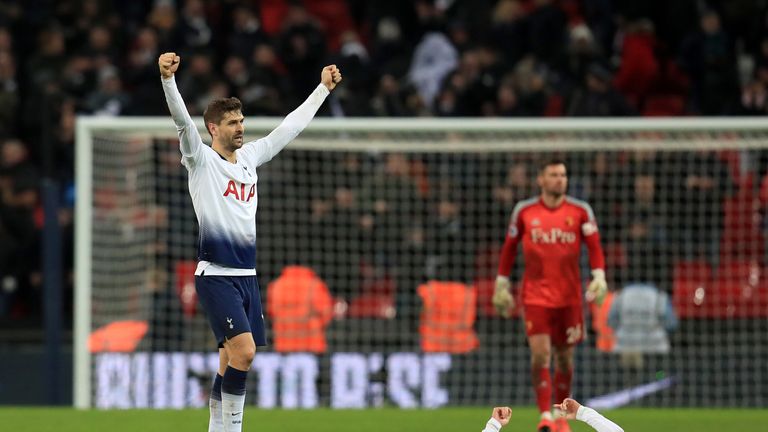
{"left": 203, "top": 97, "right": 243, "bottom": 136}
{"left": 539, "top": 158, "right": 567, "bottom": 173}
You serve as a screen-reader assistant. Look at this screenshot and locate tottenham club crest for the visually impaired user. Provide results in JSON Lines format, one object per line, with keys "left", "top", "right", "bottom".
{"left": 226, "top": 317, "right": 234, "bottom": 329}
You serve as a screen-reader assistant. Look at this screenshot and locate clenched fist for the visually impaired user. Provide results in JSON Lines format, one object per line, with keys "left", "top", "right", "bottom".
{"left": 158, "top": 52, "right": 180, "bottom": 79}
{"left": 321, "top": 65, "right": 342, "bottom": 91}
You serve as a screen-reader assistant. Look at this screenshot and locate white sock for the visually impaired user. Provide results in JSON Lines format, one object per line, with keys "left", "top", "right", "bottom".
{"left": 540, "top": 411, "right": 553, "bottom": 421}
{"left": 208, "top": 397, "right": 224, "bottom": 432}
{"left": 221, "top": 392, "right": 246, "bottom": 432}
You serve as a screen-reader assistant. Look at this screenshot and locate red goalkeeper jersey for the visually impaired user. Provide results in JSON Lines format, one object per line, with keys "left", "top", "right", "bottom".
{"left": 497, "top": 196, "right": 605, "bottom": 308}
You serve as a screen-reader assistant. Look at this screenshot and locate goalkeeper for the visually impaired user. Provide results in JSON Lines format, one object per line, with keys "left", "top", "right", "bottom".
{"left": 480, "top": 399, "right": 623, "bottom": 432}
{"left": 493, "top": 160, "right": 607, "bottom": 432}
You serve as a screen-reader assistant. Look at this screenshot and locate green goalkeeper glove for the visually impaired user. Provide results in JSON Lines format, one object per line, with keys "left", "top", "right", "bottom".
{"left": 586, "top": 269, "right": 607, "bottom": 305}
{"left": 493, "top": 276, "right": 514, "bottom": 318}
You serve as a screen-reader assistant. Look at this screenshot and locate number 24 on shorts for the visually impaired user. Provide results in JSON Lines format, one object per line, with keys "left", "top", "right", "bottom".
{"left": 566, "top": 325, "right": 582, "bottom": 344}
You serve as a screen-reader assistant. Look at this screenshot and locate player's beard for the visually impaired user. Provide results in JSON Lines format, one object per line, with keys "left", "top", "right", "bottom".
{"left": 544, "top": 185, "right": 566, "bottom": 198}
{"left": 228, "top": 134, "right": 244, "bottom": 151}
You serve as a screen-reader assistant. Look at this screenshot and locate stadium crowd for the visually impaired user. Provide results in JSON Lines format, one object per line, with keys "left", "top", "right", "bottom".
{"left": 2, "top": 0, "right": 768, "bottom": 326}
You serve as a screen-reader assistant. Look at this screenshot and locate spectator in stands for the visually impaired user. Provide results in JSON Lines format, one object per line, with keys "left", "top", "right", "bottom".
{"left": 147, "top": 1, "right": 180, "bottom": 51}
{"left": 425, "top": 191, "right": 473, "bottom": 283}
{"left": 267, "top": 265, "right": 334, "bottom": 353}
{"left": 177, "top": 52, "right": 215, "bottom": 115}
{"left": 408, "top": 1, "right": 457, "bottom": 109}
{"left": 680, "top": 9, "right": 740, "bottom": 114}
{"left": 489, "top": 0, "right": 528, "bottom": 68}
{"left": 740, "top": 79, "right": 768, "bottom": 115}
{"left": 228, "top": 5, "right": 268, "bottom": 61}
{"left": 371, "top": 74, "right": 425, "bottom": 117}
{"left": 0, "top": 139, "right": 40, "bottom": 317}
{"left": 490, "top": 162, "right": 535, "bottom": 228}
{"left": 124, "top": 27, "right": 167, "bottom": 115}
{"left": 567, "top": 63, "right": 636, "bottom": 116}
{"left": 621, "top": 173, "right": 670, "bottom": 288}
{"left": 669, "top": 150, "right": 733, "bottom": 266}
{"left": 79, "top": 25, "right": 117, "bottom": 68}
{"left": 527, "top": 0, "right": 568, "bottom": 67}
{"left": 278, "top": 4, "right": 327, "bottom": 107}
{"left": 241, "top": 42, "right": 289, "bottom": 115}
{"left": 561, "top": 24, "right": 604, "bottom": 89}
{"left": 84, "top": 65, "right": 131, "bottom": 116}
{"left": 608, "top": 279, "right": 678, "bottom": 371}
{"left": 359, "top": 153, "right": 425, "bottom": 328}
{"left": 613, "top": 19, "right": 659, "bottom": 108}
{"left": 495, "top": 78, "right": 524, "bottom": 117}
{"left": 0, "top": 214, "right": 18, "bottom": 317}
{"left": 329, "top": 31, "right": 375, "bottom": 116}
{"left": 0, "top": 47, "right": 17, "bottom": 137}
{"left": 512, "top": 57, "right": 550, "bottom": 116}
{"left": 177, "top": 0, "right": 212, "bottom": 52}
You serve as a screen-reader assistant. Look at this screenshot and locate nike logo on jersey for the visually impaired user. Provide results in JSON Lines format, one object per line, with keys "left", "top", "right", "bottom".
{"left": 223, "top": 180, "right": 255, "bottom": 202}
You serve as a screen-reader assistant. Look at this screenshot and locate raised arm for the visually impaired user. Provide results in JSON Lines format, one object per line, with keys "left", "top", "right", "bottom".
{"left": 158, "top": 52, "right": 205, "bottom": 165}
{"left": 555, "top": 399, "right": 624, "bottom": 432}
{"left": 241, "top": 65, "right": 342, "bottom": 167}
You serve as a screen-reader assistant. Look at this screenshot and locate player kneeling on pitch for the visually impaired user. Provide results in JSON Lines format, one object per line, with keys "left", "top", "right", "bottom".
{"left": 480, "top": 399, "right": 622, "bottom": 432}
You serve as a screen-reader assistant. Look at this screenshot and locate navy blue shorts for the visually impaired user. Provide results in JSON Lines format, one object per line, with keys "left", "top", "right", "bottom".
{"left": 195, "top": 275, "right": 267, "bottom": 348}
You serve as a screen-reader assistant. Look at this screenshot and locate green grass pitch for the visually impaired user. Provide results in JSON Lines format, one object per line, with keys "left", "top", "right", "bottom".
{"left": 2, "top": 407, "right": 766, "bottom": 432}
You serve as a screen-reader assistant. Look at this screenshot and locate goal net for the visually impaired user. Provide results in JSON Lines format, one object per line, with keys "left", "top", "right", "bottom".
{"left": 75, "top": 118, "right": 768, "bottom": 409}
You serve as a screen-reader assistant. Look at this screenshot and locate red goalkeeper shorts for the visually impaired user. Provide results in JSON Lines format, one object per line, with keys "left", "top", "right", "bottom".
{"left": 522, "top": 304, "right": 584, "bottom": 346}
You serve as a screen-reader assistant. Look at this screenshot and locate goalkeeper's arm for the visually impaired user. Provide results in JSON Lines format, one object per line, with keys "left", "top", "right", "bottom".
{"left": 494, "top": 234, "right": 519, "bottom": 317}
{"left": 583, "top": 224, "right": 607, "bottom": 304}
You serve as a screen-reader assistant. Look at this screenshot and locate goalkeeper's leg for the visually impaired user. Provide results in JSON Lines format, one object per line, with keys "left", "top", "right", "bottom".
{"left": 529, "top": 334, "right": 555, "bottom": 431}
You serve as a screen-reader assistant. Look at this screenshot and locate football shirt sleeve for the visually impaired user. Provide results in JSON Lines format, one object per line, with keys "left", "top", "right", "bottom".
{"left": 239, "top": 84, "right": 330, "bottom": 168}
{"left": 161, "top": 75, "right": 206, "bottom": 168}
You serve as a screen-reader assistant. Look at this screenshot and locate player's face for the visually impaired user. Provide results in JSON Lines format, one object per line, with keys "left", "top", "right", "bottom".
{"left": 216, "top": 111, "right": 245, "bottom": 150}
{"left": 538, "top": 164, "right": 568, "bottom": 197}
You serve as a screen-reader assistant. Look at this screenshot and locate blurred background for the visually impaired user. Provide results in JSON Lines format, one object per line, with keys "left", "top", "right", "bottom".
{"left": 1, "top": 0, "right": 768, "bottom": 414}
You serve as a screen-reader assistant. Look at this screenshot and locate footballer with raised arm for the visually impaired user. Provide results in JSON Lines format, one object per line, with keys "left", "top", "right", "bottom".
{"left": 159, "top": 52, "right": 341, "bottom": 432}
{"left": 493, "top": 159, "right": 607, "bottom": 432}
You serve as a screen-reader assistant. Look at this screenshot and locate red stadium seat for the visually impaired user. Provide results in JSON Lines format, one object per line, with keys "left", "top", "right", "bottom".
{"left": 642, "top": 95, "right": 685, "bottom": 117}
{"left": 720, "top": 174, "right": 763, "bottom": 263}
{"left": 345, "top": 293, "right": 395, "bottom": 319}
{"left": 346, "top": 276, "right": 395, "bottom": 319}
{"left": 673, "top": 260, "right": 713, "bottom": 318}
{"left": 713, "top": 260, "right": 768, "bottom": 318}
{"left": 174, "top": 260, "right": 198, "bottom": 318}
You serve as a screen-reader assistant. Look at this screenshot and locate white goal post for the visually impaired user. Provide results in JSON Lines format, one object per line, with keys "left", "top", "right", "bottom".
{"left": 75, "top": 117, "right": 768, "bottom": 409}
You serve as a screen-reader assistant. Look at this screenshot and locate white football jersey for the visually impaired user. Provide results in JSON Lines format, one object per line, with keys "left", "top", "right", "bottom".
{"left": 162, "top": 76, "right": 329, "bottom": 273}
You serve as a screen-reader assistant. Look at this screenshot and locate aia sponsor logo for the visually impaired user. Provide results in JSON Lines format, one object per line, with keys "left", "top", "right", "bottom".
{"left": 223, "top": 180, "right": 255, "bottom": 202}
{"left": 530, "top": 227, "right": 576, "bottom": 244}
